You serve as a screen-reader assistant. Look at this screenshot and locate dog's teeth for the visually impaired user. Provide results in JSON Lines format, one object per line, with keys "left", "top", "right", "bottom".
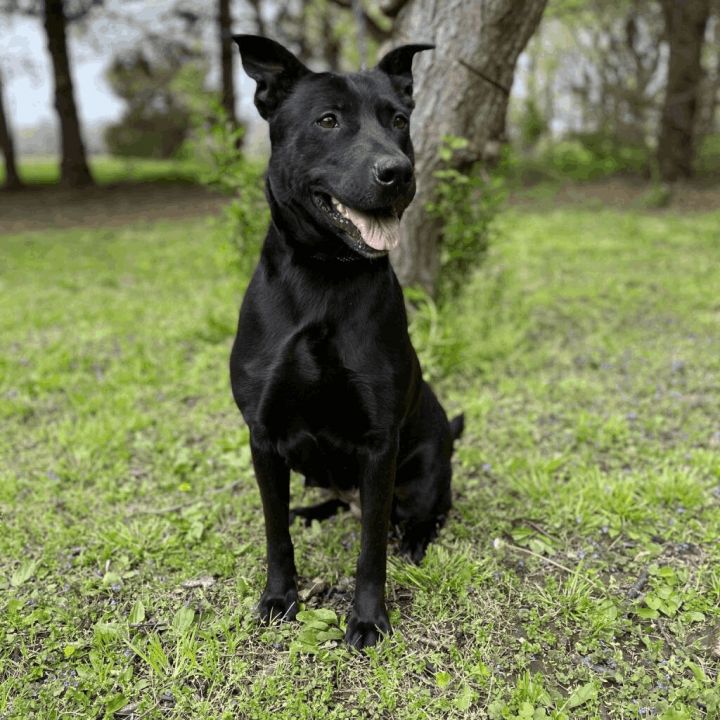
{"left": 331, "top": 197, "right": 347, "bottom": 215}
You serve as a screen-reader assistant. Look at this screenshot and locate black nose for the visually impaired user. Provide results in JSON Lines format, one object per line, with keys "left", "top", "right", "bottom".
{"left": 373, "top": 156, "right": 413, "bottom": 187}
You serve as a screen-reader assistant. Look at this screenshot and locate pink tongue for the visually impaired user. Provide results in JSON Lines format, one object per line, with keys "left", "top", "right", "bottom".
{"left": 345, "top": 207, "right": 401, "bottom": 251}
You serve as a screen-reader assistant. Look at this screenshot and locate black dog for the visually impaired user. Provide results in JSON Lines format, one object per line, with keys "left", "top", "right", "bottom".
{"left": 229, "top": 35, "right": 463, "bottom": 649}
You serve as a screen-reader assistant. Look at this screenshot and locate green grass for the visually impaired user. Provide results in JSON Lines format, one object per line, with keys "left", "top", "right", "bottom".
{"left": 1, "top": 155, "right": 206, "bottom": 186}
{"left": 1, "top": 206, "right": 719, "bottom": 719}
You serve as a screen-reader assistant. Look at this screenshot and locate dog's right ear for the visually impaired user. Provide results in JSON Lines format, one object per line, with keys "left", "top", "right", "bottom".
{"left": 232, "top": 34, "right": 310, "bottom": 120}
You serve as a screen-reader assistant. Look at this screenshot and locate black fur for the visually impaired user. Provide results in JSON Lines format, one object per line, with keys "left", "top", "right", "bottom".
{"left": 230, "top": 35, "right": 463, "bottom": 649}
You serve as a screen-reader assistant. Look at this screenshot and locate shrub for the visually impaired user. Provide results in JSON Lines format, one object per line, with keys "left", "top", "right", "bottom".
{"left": 104, "top": 51, "right": 212, "bottom": 160}
{"left": 697, "top": 133, "right": 720, "bottom": 177}
{"left": 426, "top": 135, "right": 505, "bottom": 302}
{"left": 518, "top": 97, "right": 548, "bottom": 151}
{"left": 195, "top": 116, "right": 268, "bottom": 276}
{"left": 506, "top": 131, "right": 652, "bottom": 185}
{"left": 105, "top": 107, "right": 191, "bottom": 159}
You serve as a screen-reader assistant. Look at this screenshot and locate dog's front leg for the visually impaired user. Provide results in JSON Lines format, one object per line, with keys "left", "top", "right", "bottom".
{"left": 345, "top": 438, "right": 398, "bottom": 649}
{"left": 250, "top": 432, "right": 298, "bottom": 622}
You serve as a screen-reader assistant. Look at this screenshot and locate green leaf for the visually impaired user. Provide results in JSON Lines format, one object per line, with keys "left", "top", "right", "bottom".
{"left": 315, "top": 628, "right": 344, "bottom": 642}
{"left": 297, "top": 608, "right": 338, "bottom": 625}
{"left": 685, "top": 661, "right": 706, "bottom": 683}
{"left": 105, "top": 694, "right": 127, "bottom": 713}
{"left": 644, "top": 594, "right": 661, "bottom": 610}
{"left": 94, "top": 622, "right": 123, "bottom": 640}
{"left": 453, "top": 683, "right": 474, "bottom": 710}
{"left": 567, "top": 682, "right": 596, "bottom": 709}
{"left": 435, "top": 670, "right": 452, "bottom": 689}
{"left": 660, "top": 708, "right": 692, "bottom": 720}
{"left": 300, "top": 619, "right": 329, "bottom": 631}
{"left": 659, "top": 593, "right": 682, "bottom": 616}
{"left": 172, "top": 606, "right": 195, "bottom": 634}
{"left": 63, "top": 644, "right": 77, "bottom": 658}
{"left": 518, "top": 702, "right": 535, "bottom": 719}
{"left": 102, "top": 571, "right": 122, "bottom": 587}
{"left": 11, "top": 560, "right": 37, "bottom": 587}
{"left": 129, "top": 599, "right": 146, "bottom": 625}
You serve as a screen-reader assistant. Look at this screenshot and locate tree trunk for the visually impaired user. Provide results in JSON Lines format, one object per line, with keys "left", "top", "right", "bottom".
{"left": 43, "top": 0, "right": 94, "bottom": 187}
{"left": 657, "top": 0, "right": 710, "bottom": 182}
{"left": 696, "top": 13, "right": 720, "bottom": 142}
{"left": 218, "top": 0, "right": 237, "bottom": 124}
{"left": 389, "top": 0, "right": 547, "bottom": 294}
{"left": 0, "top": 68, "right": 23, "bottom": 190}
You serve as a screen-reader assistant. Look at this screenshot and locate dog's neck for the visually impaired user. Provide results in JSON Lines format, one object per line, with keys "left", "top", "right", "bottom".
{"left": 265, "top": 178, "right": 389, "bottom": 268}
{"left": 267, "top": 219, "right": 390, "bottom": 269}
{"left": 262, "top": 223, "right": 393, "bottom": 287}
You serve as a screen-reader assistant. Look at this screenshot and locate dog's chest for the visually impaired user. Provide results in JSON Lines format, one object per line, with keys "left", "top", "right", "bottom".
{"left": 245, "top": 323, "right": 389, "bottom": 482}
{"left": 261, "top": 325, "right": 372, "bottom": 432}
{"left": 231, "top": 262, "right": 413, "bottom": 480}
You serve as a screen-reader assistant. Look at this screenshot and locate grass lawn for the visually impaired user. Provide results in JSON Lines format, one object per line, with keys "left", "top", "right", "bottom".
{"left": 0, "top": 156, "right": 206, "bottom": 187}
{"left": 1, "top": 205, "right": 719, "bottom": 719}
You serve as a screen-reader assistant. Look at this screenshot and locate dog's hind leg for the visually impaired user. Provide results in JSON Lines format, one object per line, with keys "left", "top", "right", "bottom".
{"left": 289, "top": 498, "right": 350, "bottom": 526}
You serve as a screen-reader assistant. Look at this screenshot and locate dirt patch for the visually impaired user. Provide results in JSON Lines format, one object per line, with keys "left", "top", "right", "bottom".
{"left": 509, "top": 177, "right": 720, "bottom": 213}
{"left": 0, "top": 182, "right": 229, "bottom": 234}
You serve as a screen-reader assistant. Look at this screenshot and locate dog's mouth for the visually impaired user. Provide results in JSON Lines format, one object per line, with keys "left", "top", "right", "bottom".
{"left": 313, "top": 192, "right": 401, "bottom": 258}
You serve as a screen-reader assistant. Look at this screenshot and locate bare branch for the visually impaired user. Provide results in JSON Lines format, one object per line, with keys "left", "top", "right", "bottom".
{"left": 328, "top": 0, "right": 392, "bottom": 41}
{"left": 379, "top": 0, "right": 409, "bottom": 18}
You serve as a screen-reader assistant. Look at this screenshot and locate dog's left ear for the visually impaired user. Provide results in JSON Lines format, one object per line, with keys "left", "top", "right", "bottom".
{"left": 232, "top": 34, "right": 310, "bottom": 120}
{"left": 376, "top": 44, "right": 434, "bottom": 101}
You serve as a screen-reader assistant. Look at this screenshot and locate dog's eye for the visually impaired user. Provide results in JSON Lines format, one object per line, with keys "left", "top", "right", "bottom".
{"left": 393, "top": 115, "right": 408, "bottom": 130}
{"left": 317, "top": 114, "right": 339, "bottom": 129}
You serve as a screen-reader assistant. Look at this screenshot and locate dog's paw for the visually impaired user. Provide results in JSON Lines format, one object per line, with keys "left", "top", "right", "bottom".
{"left": 399, "top": 535, "right": 430, "bottom": 565}
{"left": 399, "top": 520, "right": 441, "bottom": 564}
{"left": 344, "top": 609, "right": 392, "bottom": 650}
{"left": 288, "top": 508, "right": 314, "bottom": 527}
{"left": 257, "top": 587, "right": 298, "bottom": 623}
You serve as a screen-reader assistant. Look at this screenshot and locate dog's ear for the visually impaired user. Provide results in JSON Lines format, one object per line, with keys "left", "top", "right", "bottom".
{"left": 232, "top": 34, "right": 310, "bottom": 120}
{"left": 376, "top": 44, "right": 434, "bottom": 101}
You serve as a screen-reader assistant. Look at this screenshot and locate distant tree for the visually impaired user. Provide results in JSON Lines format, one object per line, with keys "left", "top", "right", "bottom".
{"left": 697, "top": 9, "right": 720, "bottom": 140}
{"left": 525, "top": 1, "right": 665, "bottom": 151}
{"left": 1, "top": 0, "right": 100, "bottom": 186}
{"left": 104, "top": 48, "right": 210, "bottom": 159}
{"left": 243, "top": 0, "right": 389, "bottom": 72}
{"left": 0, "top": 65, "right": 23, "bottom": 189}
{"left": 42, "top": 0, "right": 97, "bottom": 186}
{"left": 218, "top": 0, "right": 237, "bottom": 125}
{"left": 657, "top": 0, "right": 712, "bottom": 180}
{"left": 385, "top": 0, "right": 548, "bottom": 294}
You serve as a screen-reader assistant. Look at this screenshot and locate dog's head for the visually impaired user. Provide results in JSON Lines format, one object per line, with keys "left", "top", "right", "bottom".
{"left": 233, "top": 35, "right": 433, "bottom": 260}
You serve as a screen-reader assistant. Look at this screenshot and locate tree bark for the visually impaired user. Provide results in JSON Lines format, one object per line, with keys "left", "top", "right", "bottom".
{"left": 388, "top": 0, "right": 548, "bottom": 294}
{"left": 0, "top": 67, "right": 23, "bottom": 190}
{"left": 657, "top": 0, "right": 711, "bottom": 182}
{"left": 43, "top": 0, "right": 94, "bottom": 187}
{"left": 218, "top": 0, "right": 237, "bottom": 124}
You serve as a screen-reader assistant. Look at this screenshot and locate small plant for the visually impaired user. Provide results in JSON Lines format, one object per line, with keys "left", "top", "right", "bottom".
{"left": 638, "top": 181, "right": 673, "bottom": 209}
{"left": 289, "top": 608, "right": 344, "bottom": 658}
{"left": 427, "top": 135, "right": 505, "bottom": 302}
{"left": 196, "top": 112, "right": 268, "bottom": 275}
{"left": 518, "top": 97, "right": 548, "bottom": 151}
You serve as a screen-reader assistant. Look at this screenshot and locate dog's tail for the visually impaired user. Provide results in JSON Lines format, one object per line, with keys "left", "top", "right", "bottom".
{"left": 449, "top": 413, "right": 465, "bottom": 443}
